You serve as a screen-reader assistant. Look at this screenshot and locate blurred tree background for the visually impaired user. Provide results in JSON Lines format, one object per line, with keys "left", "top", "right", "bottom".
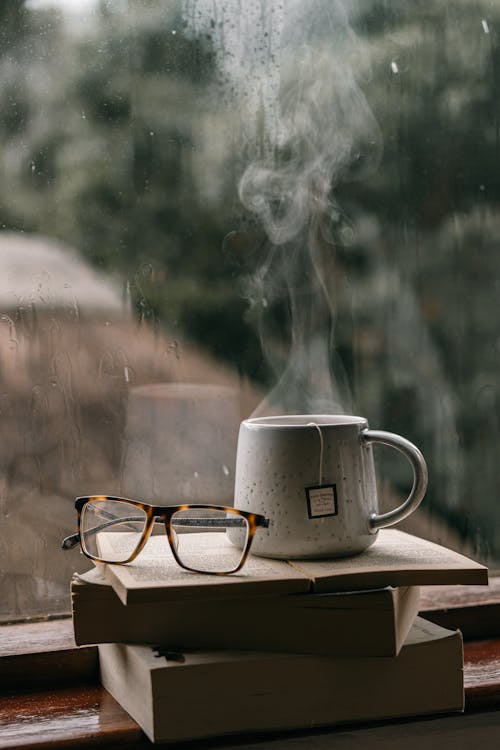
{"left": 1, "top": 0, "right": 500, "bottom": 561}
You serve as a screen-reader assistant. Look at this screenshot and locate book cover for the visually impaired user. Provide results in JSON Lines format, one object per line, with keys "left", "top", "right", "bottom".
{"left": 98, "top": 617, "right": 464, "bottom": 744}
{"left": 97, "top": 529, "right": 487, "bottom": 605}
{"left": 72, "top": 568, "right": 420, "bottom": 657}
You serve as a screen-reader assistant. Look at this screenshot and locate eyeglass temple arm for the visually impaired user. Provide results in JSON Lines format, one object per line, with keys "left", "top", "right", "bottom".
{"left": 60, "top": 515, "right": 159, "bottom": 551}
{"left": 61, "top": 513, "right": 266, "bottom": 551}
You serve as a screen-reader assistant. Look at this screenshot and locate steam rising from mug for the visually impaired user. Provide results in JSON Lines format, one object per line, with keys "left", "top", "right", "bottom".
{"left": 238, "top": 2, "right": 382, "bottom": 244}
{"left": 183, "top": 0, "right": 383, "bottom": 416}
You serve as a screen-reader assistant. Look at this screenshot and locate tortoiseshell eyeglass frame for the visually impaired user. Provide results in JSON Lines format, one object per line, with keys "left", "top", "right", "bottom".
{"left": 61, "top": 495, "right": 269, "bottom": 575}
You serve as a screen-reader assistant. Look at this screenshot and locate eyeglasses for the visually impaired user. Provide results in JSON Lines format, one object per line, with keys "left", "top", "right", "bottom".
{"left": 61, "top": 495, "right": 269, "bottom": 575}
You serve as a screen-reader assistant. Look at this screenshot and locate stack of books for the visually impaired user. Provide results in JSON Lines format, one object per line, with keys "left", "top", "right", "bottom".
{"left": 71, "top": 529, "right": 488, "bottom": 744}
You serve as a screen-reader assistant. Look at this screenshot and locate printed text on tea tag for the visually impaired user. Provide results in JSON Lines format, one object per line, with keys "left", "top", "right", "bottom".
{"left": 305, "top": 484, "right": 338, "bottom": 519}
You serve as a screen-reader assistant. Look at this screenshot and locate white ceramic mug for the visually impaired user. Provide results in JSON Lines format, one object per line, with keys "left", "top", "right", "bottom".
{"left": 233, "top": 415, "right": 428, "bottom": 558}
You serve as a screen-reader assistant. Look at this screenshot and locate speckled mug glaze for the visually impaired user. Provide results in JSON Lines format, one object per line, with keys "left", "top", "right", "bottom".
{"left": 234, "top": 415, "right": 428, "bottom": 559}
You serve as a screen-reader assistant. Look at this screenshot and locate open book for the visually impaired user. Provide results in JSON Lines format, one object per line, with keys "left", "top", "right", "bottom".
{"left": 94, "top": 529, "right": 488, "bottom": 605}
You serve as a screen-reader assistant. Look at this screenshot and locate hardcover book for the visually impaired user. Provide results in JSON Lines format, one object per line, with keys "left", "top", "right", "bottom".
{"left": 98, "top": 617, "right": 464, "bottom": 744}
{"left": 72, "top": 567, "right": 420, "bottom": 657}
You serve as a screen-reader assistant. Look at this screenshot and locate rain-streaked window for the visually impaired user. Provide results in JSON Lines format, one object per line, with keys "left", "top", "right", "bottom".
{"left": 1, "top": 0, "right": 498, "bottom": 621}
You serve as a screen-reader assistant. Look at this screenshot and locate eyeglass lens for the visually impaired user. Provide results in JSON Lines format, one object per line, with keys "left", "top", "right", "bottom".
{"left": 80, "top": 498, "right": 148, "bottom": 562}
{"left": 80, "top": 499, "right": 250, "bottom": 572}
{"left": 171, "top": 508, "right": 249, "bottom": 573}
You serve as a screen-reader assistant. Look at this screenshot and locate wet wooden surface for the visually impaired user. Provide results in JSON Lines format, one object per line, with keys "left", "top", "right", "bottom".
{"left": 1, "top": 638, "right": 500, "bottom": 749}
{"left": 463, "top": 638, "right": 500, "bottom": 710}
{"left": 0, "top": 620, "right": 96, "bottom": 693}
{"left": 420, "top": 577, "right": 500, "bottom": 608}
{"left": 420, "top": 578, "right": 500, "bottom": 640}
{"left": 0, "top": 685, "right": 148, "bottom": 749}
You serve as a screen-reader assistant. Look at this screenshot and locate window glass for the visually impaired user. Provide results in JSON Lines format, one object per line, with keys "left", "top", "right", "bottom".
{"left": 0, "top": 0, "right": 498, "bottom": 621}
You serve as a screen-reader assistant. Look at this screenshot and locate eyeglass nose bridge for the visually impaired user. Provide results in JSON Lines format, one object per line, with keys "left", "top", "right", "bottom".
{"left": 153, "top": 513, "right": 169, "bottom": 522}
{"left": 150, "top": 513, "right": 175, "bottom": 541}
{"left": 153, "top": 512, "right": 178, "bottom": 541}
{"left": 152, "top": 513, "right": 169, "bottom": 529}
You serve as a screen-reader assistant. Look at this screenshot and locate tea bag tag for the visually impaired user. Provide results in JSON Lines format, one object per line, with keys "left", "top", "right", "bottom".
{"left": 306, "top": 484, "right": 338, "bottom": 519}
{"left": 305, "top": 422, "right": 338, "bottom": 519}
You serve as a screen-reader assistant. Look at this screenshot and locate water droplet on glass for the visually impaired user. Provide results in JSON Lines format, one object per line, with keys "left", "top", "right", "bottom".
{"left": 482, "top": 19, "right": 490, "bottom": 34}
{"left": 222, "top": 465, "right": 230, "bottom": 476}
{"left": 390, "top": 60, "right": 399, "bottom": 74}
{"left": 340, "top": 225, "right": 356, "bottom": 245}
{"left": 167, "top": 340, "right": 180, "bottom": 359}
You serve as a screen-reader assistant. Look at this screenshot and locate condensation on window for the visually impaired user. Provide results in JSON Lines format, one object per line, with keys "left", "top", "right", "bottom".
{"left": 0, "top": 0, "right": 498, "bottom": 620}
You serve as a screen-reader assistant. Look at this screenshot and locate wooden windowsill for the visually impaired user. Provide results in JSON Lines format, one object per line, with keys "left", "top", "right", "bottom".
{"left": 1, "top": 638, "right": 500, "bottom": 750}
{"left": 419, "top": 576, "right": 500, "bottom": 640}
{"left": 2, "top": 581, "right": 500, "bottom": 748}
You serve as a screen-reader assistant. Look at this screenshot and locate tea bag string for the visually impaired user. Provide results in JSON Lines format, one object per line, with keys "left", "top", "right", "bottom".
{"left": 307, "top": 422, "right": 324, "bottom": 486}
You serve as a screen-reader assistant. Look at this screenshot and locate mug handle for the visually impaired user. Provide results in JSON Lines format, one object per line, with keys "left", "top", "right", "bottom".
{"left": 361, "top": 429, "right": 428, "bottom": 531}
